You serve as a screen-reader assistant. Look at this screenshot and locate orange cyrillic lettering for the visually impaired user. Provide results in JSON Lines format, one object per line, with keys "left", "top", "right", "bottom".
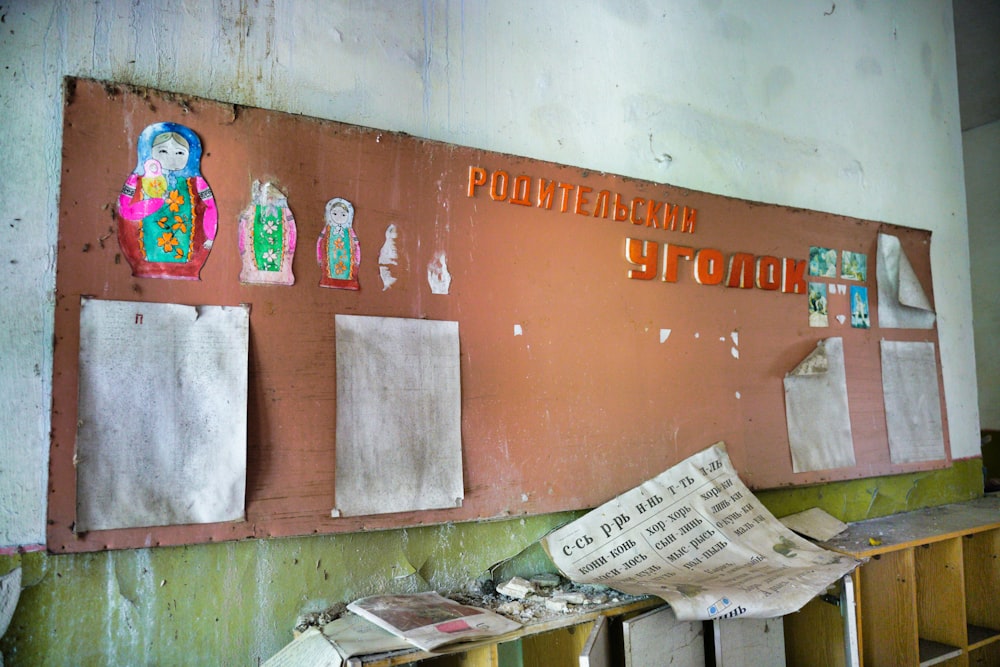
{"left": 663, "top": 203, "right": 679, "bottom": 231}
{"left": 575, "top": 185, "right": 593, "bottom": 215}
{"left": 490, "top": 170, "right": 509, "bottom": 201}
{"left": 662, "top": 244, "right": 694, "bottom": 282}
{"left": 625, "top": 238, "right": 659, "bottom": 280}
{"left": 726, "top": 253, "right": 755, "bottom": 288}
{"left": 510, "top": 175, "right": 532, "bottom": 206}
{"left": 645, "top": 199, "right": 662, "bottom": 228}
{"left": 537, "top": 179, "right": 556, "bottom": 209}
{"left": 630, "top": 198, "right": 646, "bottom": 225}
{"left": 756, "top": 256, "right": 781, "bottom": 290}
{"left": 614, "top": 193, "right": 630, "bottom": 221}
{"left": 593, "top": 191, "right": 611, "bottom": 218}
{"left": 782, "top": 258, "right": 808, "bottom": 294}
{"left": 681, "top": 207, "right": 697, "bottom": 233}
{"left": 695, "top": 248, "right": 725, "bottom": 285}
{"left": 468, "top": 166, "right": 487, "bottom": 197}
{"left": 557, "top": 183, "right": 574, "bottom": 212}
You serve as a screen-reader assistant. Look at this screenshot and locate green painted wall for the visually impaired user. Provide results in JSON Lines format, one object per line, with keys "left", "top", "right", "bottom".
{"left": 0, "top": 460, "right": 983, "bottom": 665}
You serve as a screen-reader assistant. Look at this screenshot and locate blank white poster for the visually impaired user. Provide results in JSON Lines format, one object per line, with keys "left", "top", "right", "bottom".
{"left": 881, "top": 340, "right": 946, "bottom": 463}
{"left": 624, "top": 605, "right": 704, "bottom": 667}
{"left": 783, "top": 338, "right": 856, "bottom": 472}
{"left": 333, "top": 315, "right": 463, "bottom": 517}
{"left": 75, "top": 298, "right": 249, "bottom": 531}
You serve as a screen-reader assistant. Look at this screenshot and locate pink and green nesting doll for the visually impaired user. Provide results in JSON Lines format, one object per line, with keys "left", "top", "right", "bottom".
{"left": 116, "top": 122, "right": 217, "bottom": 279}
{"left": 237, "top": 180, "right": 297, "bottom": 285}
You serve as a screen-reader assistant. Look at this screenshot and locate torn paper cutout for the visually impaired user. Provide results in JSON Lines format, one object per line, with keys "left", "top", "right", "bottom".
{"left": 876, "top": 233, "right": 935, "bottom": 329}
{"left": 779, "top": 508, "right": 847, "bottom": 541}
{"left": 427, "top": 252, "right": 452, "bottom": 294}
{"left": 808, "top": 246, "right": 837, "bottom": 278}
{"left": 378, "top": 223, "right": 399, "bottom": 291}
{"left": 783, "top": 338, "right": 856, "bottom": 472}
{"left": 116, "top": 122, "right": 217, "bottom": 280}
{"left": 333, "top": 315, "right": 463, "bottom": 517}
{"left": 841, "top": 250, "right": 867, "bottom": 282}
{"left": 75, "top": 298, "right": 249, "bottom": 531}
{"left": 850, "top": 286, "right": 870, "bottom": 329}
{"left": 318, "top": 198, "right": 360, "bottom": 290}
{"left": 541, "top": 443, "right": 860, "bottom": 620}
{"left": 881, "top": 340, "right": 946, "bottom": 463}
{"left": 660, "top": 329, "right": 671, "bottom": 343}
{"left": 808, "top": 283, "right": 828, "bottom": 327}
{"left": 238, "top": 180, "right": 297, "bottom": 286}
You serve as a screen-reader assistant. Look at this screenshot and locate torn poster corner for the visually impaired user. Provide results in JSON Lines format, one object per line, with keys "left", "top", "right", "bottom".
{"left": 788, "top": 340, "right": 830, "bottom": 377}
{"left": 876, "top": 232, "right": 935, "bottom": 329}
{"left": 540, "top": 442, "right": 860, "bottom": 620}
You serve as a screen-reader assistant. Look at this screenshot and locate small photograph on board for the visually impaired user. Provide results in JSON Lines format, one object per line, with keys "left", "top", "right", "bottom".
{"left": 115, "top": 122, "right": 218, "bottom": 280}
{"left": 808, "top": 246, "right": 837, "bottom": 278}
{"left": 237, "top": 180, "right": 297, "bottom": 286}
{"left": 318, "top": 197, "right": 360, "bottom": 290}
{"left": 808, "top": 283, "right": 829, "bottom": 327}
{"left": 850, "top": 286, "right": 870, "bottom": 329}
{"left": 841, "top": 250, "right": 867, "bottom": 282}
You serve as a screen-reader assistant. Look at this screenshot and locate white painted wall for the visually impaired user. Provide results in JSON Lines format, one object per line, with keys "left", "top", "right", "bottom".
{"left": 965, "top": 119, "right": 1000, "bottom": 430}
{"left": 0, "top": 0, "right": 979, "bottom": 547}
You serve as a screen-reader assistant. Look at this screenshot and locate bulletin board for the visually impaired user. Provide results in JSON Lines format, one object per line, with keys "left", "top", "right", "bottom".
{"left": 48, "top": 78, "right": 948, "bottom": 552}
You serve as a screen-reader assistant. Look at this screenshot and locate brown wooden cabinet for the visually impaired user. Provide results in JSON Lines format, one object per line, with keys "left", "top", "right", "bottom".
{"left": 785, "top": 495, "right": 1000, "bottom": 667}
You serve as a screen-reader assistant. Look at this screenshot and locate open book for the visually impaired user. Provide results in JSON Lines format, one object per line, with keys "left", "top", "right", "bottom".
{"left": 347, "top": 591, "right": 521, "bottom": 652}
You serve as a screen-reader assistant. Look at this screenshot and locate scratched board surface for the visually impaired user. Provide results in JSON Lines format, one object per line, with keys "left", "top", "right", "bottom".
{"left": 49, "top": 78, "right": 947, "bottom": 552}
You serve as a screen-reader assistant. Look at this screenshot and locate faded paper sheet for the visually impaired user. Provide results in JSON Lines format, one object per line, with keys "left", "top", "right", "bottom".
{"left": 75, "top": 298, "right": 249, "bottom": 532}
{"left": 541, "top": 443, "right": 860, "bottom": 621}
{"left": 876, "top": 233, "right": 935, "bottom": 329}
{"left": 779, "top": 508, "right": 847, "bottom": 541}
{"left": 881, "top": 340, "right": 946, "bottom": 463}
{"left": 263, "top": 627, "right": 343, "bottom": 667}
{"left": 333, "top": 315, "right": 463, "bottom": 517}
{"left": 783, "top": 338, "right": 856, "bottom": 472}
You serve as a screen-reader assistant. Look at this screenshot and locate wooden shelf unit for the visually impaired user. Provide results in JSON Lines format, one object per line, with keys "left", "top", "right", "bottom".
{"left": 785, "top": 495, "right": 1000, "bottom": 667}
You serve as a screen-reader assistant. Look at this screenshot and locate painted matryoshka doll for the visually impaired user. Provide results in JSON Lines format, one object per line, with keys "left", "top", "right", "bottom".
{"left": 237, "top": 180, "right": 297, "bottom": 286}
{"left": 317, "top": 197, "right": 360, "bottom": 290}
{"left": 116, "top": 122, "right": 217, "bottom": 280}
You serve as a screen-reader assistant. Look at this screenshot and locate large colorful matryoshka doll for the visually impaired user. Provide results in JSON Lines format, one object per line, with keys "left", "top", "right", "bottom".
{"left": 116, "top": 122, "right": 217, "bottom": 280}
{"left": 317, "top": 197, "right": 360, "bottom": 290}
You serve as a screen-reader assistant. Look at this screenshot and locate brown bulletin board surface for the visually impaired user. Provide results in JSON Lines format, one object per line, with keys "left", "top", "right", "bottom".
{"left": 49, "top": 78, "right": 948, "bottom": 552}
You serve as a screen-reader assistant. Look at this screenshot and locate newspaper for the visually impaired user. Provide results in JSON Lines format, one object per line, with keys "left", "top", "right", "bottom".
{"left": 346, "top": 592, "right": 521, "bottom": 652}
{"left": 541, "top": 443, "right": 860, "bottom": 620}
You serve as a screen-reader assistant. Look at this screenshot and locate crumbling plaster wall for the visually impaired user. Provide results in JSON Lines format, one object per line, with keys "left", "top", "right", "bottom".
{"left": 0, "top": 1, "right": 979, "bottom": 663}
